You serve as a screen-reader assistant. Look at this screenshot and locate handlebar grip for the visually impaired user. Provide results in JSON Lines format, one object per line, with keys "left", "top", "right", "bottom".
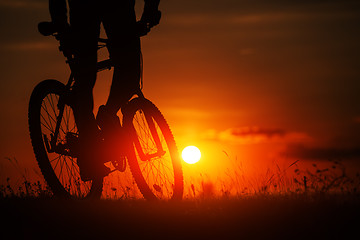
{"left": 38, "top": 22, "right": 56, "bottom": 36}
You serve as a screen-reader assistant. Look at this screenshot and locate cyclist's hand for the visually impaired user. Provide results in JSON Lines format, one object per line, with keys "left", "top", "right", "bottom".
{"left": 141, "top": 9, "right": 162, "bottom": 28}
{"left": 136, "top": 21, "right": 151, "bottom": 37}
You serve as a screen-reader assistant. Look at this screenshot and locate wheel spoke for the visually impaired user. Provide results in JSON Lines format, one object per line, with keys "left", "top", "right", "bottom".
{"left": 127, "top": 99, "right": 182, "bottom": 200}
{"left": 33, "top": 83, "right": 98, "bottom": 198}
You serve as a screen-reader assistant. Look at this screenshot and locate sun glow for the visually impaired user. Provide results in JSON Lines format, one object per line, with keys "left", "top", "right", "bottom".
{"left": 182, "top": 146, "right": 201, "bottom": 164}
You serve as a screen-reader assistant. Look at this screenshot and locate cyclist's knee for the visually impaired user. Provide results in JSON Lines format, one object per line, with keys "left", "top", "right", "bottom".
{"left": 71, "top": 86, "right": 93, "bottom": 107}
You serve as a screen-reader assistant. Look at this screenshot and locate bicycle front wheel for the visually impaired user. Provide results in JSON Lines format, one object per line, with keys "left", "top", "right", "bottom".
{"left": 28, "top": 80, "right": 103, "bottom": 199}
{"left": 123, "top": 98, "right": 183, "bottom": 200}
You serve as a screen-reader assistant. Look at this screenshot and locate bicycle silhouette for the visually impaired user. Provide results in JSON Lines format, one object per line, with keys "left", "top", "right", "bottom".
{"left": 28, "top": 22, "right": 183, "bottom": 200}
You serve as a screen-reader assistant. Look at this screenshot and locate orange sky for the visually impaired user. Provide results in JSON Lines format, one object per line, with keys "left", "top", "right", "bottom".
{"left": 1, "top": 0, "right": 360, "bottom": 188}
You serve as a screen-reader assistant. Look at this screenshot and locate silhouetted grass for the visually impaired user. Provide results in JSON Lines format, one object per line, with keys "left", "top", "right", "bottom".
{"left": 1, "top": 155, "right": 360, "bottom": 239}
{"left": 2, "top": 155, "right": 360, "bottom": 200}
{"left": 1, "top": 157, "right": 52, "bottom": 199}
{"left": 0, "top": 178, "right": 52, "bottom": 199}
{"left": 219, "top": 153, "right": 360, "bottom": 198}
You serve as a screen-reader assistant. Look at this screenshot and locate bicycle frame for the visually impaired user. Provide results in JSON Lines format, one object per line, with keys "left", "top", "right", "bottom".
{"left": 45, "top": 37, "right": 165, "bottom": 161}
{"left": 33, "top": 21, "right": 184, "bottom": 200}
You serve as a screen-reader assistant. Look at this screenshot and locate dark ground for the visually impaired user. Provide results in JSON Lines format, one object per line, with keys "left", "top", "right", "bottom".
{"left": 1, "top": 195, "right": 360, "bottom": 240}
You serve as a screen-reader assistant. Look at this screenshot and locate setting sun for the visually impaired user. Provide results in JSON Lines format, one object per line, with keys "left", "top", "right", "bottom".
{"left": 182, "top": 146, "right": 201, "bottom": 164}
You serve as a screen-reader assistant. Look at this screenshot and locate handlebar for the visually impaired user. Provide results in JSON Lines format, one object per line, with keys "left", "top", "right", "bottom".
{"left": 37, "top": 21, "right": 151, "bottom": 38}
{"left": 38, "top": 22, "right": 57, "bottom": 36}
{"left": 38, "top": 21, "right": 150, "bottom": 62}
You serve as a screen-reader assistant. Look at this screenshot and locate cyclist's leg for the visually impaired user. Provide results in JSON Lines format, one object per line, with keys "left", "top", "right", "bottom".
{"left": 69, "top": 0, "right": 100, "bottom": 137}
{"left": 101, "top": 0, "right": 141, "bottom": 115}
{"left": 69, "top": 1, "right": 109, "bottom": 180}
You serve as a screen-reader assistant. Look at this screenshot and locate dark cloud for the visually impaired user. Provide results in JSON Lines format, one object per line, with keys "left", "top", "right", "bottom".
{"left": 230, "top": 127, "right": 286, "bottom": 138}
{"left": 201, "top": 127, "right": 310, "bottom": 145}
{"left": 282, "top": 144, "right": 360, "bottom": 160}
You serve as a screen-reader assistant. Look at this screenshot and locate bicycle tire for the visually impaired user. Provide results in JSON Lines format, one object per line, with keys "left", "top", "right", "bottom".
{"left": 28, "top": 79, "right": 103, "bottom": 199}
{"left": 123, "top": 97, "right": 183, "bottom": 200}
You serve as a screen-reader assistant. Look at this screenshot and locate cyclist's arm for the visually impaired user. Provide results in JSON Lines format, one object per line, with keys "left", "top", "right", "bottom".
{"left": 49, "top": 0, "right": 69, "bottom": 32}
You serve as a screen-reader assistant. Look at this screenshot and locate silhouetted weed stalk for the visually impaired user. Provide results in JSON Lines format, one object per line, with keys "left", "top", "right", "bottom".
{"left": 1, "top": 157, "right": 52, "bottom": 199}
{"left": 293, "top": 160, "right": 360, "bottom": 194}
{"left": 183, "top": 152, "right": 360, "bottom": 199}
{"left": 1, "top": 178, "right": 52, "bottom": 199}
{"left": 219, "top": 152, "right": 360, "bottom": 198}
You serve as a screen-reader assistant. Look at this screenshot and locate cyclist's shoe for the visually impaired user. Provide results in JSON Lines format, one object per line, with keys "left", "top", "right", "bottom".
{"left": 76, "top": 133, "right": 111, "bottom": 182}
{"left": 96, "top": 105, "right": 124, "bottom": 154}
{"left": 96, "top": 105, "right": 128, "bottom": 172}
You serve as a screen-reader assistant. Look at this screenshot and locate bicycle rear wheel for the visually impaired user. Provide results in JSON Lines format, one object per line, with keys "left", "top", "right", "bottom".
{"left": 123, "top": 98, "right": 183, "bottom": 200}
{"left": 28, "top": 80, "right": 103, "bottom": 199}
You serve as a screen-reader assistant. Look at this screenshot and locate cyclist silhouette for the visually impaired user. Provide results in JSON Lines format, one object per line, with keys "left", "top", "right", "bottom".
{"left": 48, "top": 0, "right": 161, "bottom": 181}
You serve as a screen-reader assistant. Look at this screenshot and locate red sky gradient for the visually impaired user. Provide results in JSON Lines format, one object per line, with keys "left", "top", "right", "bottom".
{"left": 1, "top": 0, "right": 360, "bottom": 189}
